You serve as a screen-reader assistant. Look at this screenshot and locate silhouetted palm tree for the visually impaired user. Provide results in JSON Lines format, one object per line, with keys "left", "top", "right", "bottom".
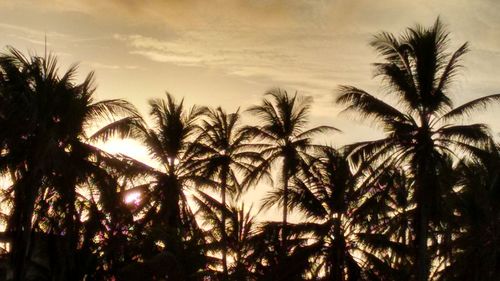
{"left": 1, "top": 17, "right": 500, "bottom": 281}
{"left": 353, "top": 164, "right": 416, "bottom": 280}
{"left": 439, "top": 144, "right": 500, "bottom": 281}
{"left": 194, "top": 190, "right": 259, "bottom": 280}
{"left": 279, "top": 147, "right": 361, "bottom": 281}
{"left": 336, "top": 18, "right": 500, "bottom": 281}
{"left": 194, "top": 107, "right": 260, "bottom": 280}
{"left": 130, "top": 93, "right": 208, "bottom": 280}
{"left": 270, "top": 147, "right": 411, "bottom": 280}
{"left": 245, "top": 88, "right": 339, "bottom": 253}
{"left": 0, "top": 47, "right": 140, "bottom": 281}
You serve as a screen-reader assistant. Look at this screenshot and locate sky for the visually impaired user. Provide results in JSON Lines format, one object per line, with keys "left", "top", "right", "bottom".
{"left": 1, "top": 0, "right": 500, "bottom": 220}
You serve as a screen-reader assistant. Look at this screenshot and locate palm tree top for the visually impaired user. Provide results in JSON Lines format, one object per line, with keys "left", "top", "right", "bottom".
{"left": 336, "top": 18, "right": 500, "bottom": 165}
{"left": 197, "top": 106, "right": 241, "bottom": 153}
{"left": 247, "top": 88, "right": 313, "bottom": 140}
{"left": 138, "top": 92, "right": 203, "bottom": 168}
{"left": 247, "top": 88, "right": 340, "bottom": 142}
{"left": 369, "top": 18, "right": 467, "bottom": 117}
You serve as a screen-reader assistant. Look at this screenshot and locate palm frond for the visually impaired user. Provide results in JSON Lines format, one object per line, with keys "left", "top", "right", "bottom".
{"left": 440, "top": 94, "right": 500, "bottom": 121}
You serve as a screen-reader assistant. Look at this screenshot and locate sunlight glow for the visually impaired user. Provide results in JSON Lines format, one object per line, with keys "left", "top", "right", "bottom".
{"left": 124, "top": 191, "right": 141, "bottom": 205}
{"left": 168, "top": 157, "right": 180, "bottom": 166}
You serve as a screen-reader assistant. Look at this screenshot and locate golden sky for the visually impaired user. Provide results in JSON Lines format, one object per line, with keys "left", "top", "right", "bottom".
{"left": 1, "top": 0, "right": 500, "bottom": 220}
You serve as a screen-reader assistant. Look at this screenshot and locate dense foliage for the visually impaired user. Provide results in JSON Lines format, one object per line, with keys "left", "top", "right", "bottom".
{"left": 0, "top": 19, "right": 499, "bottom": 281}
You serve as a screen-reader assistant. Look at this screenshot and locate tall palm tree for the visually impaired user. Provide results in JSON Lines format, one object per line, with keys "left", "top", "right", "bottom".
{"left": 277, "top": 147, "right": 361, "bottom": 281}
{"left": 0, "top": 47, "right": 140, "bottom": 281}
{"left": 336, "top": 18, "right": 500, "bottom": 281}
{"left": 194, "top": 107, "right": 260, "bottom": 280}
{"left": 29, "top": 157, "right": 140, "bottom": 280}
{"left": 0, "top": 48, "right": 41, "bottom": 281}
{"left": 245, "top": 88, "right": 339, "bottom": 253}
{"left": 130, "top": 92, "right": 207, "bottom": 280}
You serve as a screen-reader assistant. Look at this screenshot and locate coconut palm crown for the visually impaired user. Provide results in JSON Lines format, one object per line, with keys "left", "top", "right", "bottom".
{"left": 244, "top": 88, "right": 339, "bottom": 251}
{"left": 336, "top": 18, "right": 500, "bottom": 281}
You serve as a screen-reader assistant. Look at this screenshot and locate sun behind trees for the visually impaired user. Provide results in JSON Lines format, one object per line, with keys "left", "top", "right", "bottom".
{"left": 0, "top": 19, "right": 499, "bottom": 281}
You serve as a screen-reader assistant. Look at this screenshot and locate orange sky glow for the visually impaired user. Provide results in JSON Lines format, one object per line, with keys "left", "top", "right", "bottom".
{"left": 1, "top": 0, "right": 499, "bottom": 221}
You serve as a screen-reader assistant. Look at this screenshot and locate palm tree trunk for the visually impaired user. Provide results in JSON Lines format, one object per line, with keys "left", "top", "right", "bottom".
{"left": 221, "top": 165, "right": 229, "bottom": 281}
{"left": 281, "top": 164, "right": 289, "bottom": 254}
{"left": 165, "top": 174, "right": 182, "bottom": 253}
{"left": 414, "top": 200, "right": 430, "bottom": 281}
{"left": 63, "top": 183, "right": 78, "bottom": 280}
{"left": 12, "top": 207, "right": 30, "bottom": 281}
{"left": 11, "top": 175, "right": 39, "bottom": 281}
{"left": 413, "top": 155, "right": 432, "bottom": 281}
{"left": 331, "top": 213, "right": 345, "bottom": 281}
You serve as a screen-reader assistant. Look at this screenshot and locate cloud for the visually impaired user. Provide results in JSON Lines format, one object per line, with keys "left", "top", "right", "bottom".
{"left": 28, "top": 0, "right": 331, "bottom": 30}
{"left": 0, "top": 21, "right": 113, "bottom": 51}
{"left": 1, "top": 1, "right": 499, "bottom": 145}
{"left": 0, "top": 22, "right": 68, "bottom": 46}
{"left": 3, "top": 0, "right": 500, "bottom": 108}
{"left": 0, "top": 23, "right": 66, "bottom": 37}
{"left": 113, "top": 26, "right": 372, "bottom": 97}
{"left": 87, "top": 62, "right": 118, "bottom": 70}
{"left": 84, "top": 61, "right": 143, "bottom": 71}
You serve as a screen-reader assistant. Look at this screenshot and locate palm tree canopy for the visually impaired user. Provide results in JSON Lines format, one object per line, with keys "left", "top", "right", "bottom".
{"left": 244, "top": 88, "right": 340, "bottom": 188}
{"left": 336, "top": 18, "right": 500, "bottom": 281}
{"left": 337, "top": 18, "right": 499, "bottom": 170}
{"left": 194, "top": 107, "right": 261, "bottom": 196}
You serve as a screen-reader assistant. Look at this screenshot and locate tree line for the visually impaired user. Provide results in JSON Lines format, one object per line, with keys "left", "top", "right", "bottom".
{"left": 0, "top": 18, "right": 499, "bottom": 281}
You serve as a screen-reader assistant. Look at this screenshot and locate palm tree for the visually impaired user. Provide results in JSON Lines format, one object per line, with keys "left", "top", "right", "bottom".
{"left": 194, "top": 190, "right": 259, "bottom": 280}
{"left": 352, "top": 162, "right": 417, "bottom": 280}
{"left": 129, "top": 92, "right": 208, "bottom": 280}
{"left": 0, "top": 48, "right": 41, "bottom": 281}
{"left": 194, "top": 107, "right": 260, "bottom": 280}
{"left": 336, "top": 18, "right": 500, "bottom": 281}
{"left": 273, "top": 147, "right": 411, "bottom": 280}
{"left": 0, "top": 47, "right": 140, "bottom": 281}
{"left": 245, "top": 88, "right": 339, "bottom": 253}
{"left": 439, "top": 144, "right": 500, "bottom": 281}
{"left": 277, "top": 147, "right": 361, "bottom": 281}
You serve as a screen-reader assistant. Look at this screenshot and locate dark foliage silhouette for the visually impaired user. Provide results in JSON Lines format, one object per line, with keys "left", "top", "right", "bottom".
{"left": 336, "top": 18, "right": 500, "bottom": 281}
{"left": 0, "top": 19, "right": 499, "bottom": 281}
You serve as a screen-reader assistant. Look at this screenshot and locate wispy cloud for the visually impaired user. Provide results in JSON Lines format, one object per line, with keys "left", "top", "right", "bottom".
{"left": 2, "top": 0, "right": 500, "bottom": 118}
{"left": 113, "top": 28, "right": 371, "bottom": 96}
{"left": 0, "top": 23, "right": 67, "bottom": 37}
{"left": 87, "top": 61, "right": 142, "bottom": 70}
{"left": 0, "top": 22, "right": 68, "bottom": 46}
